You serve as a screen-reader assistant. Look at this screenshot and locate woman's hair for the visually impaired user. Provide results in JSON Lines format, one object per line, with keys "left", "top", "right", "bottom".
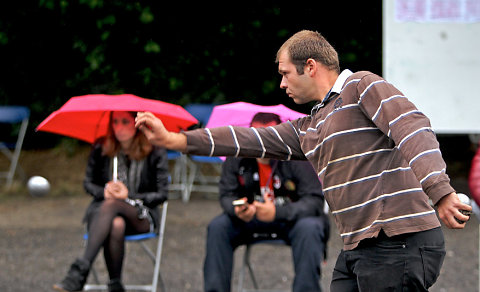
{"left": 276, "top": 30, "right": 340, "bottom": 75}
{"left": 101, "top": 111, "right": 153, "bottom": 160}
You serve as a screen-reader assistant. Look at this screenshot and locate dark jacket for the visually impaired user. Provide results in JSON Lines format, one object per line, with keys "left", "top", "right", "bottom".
{"left": 219, "top": 157, "right": 325, "bottom": 223}
{"left": 83, "top": 143, "right": 169, "bottom": 227}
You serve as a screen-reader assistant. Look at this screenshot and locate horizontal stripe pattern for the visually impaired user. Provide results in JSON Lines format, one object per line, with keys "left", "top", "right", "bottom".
{"left": 340, "top": 210, "right": 436, "bottom": 238}
{"left": 185, "top": 70, "right": 454, "bottom": 250}
{"left": 318, "top": 148, "right": 393, "bottom": 176}
{"left": 332, "top": 188, "right": 423, "bottom": 215}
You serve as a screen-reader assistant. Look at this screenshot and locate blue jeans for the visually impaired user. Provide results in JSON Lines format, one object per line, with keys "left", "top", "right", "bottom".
{"left": 203, "top": 213, "right": 329, "bottom": 292}
{"left": 330, "top": 227, "right": 445, "bottom": 292}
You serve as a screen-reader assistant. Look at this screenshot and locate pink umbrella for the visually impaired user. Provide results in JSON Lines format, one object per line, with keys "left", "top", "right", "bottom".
{"left": 204, "top": 102, "right": 306, "bottom": 161}
{"left": 36, "top": 94, "right": 198, "bottom": 144}
{"left": 205, "top": 101, "right": 306, "bottom": 128}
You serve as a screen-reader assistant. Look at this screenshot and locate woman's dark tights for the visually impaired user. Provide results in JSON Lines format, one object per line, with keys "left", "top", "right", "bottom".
{"left": 83, "top": 199, "right": 150, "bottom": 279}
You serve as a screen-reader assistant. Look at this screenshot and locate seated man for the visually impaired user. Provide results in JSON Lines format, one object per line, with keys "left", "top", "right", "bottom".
{"left": 203, "top": 112, "right": 330, "bottom": 292}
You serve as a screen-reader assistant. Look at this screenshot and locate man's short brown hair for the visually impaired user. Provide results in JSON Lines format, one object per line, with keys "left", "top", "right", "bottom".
{"left": 276, "top": 30, "right": 340, "bottom": 75}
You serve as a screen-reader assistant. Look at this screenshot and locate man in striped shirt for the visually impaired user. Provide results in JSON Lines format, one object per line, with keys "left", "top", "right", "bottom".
{"left": 136, "top": 30, "right": 471, "bottom": 291}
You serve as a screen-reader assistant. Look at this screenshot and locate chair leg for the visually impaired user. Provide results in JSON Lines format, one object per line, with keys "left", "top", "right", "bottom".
{"left": 1, "top": 118, "right": 28, "bottom": 188}
{"left": 245, "top": 245, "right": 258, "bottom": 289}
{"left": 151, "top": 202, "right": 168, "bottom": 292}
{"left": 179, "top": 155, "right": 190, "bottom": 203}
{"left": 237, "top": 246, "right": 247, "bottom": 292}
{"left": 238, "top": 244, "right": 259, "bottom": 292}
{"left": 90, "top": 265, "right": 101, "bottom": 285}
{"left": 183, "top": 158, "right": 197, "bottom": 203}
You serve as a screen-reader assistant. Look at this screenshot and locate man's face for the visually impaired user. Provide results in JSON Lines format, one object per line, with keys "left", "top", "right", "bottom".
{"left": 277, "top": 50, "right": 314, "bottom": 104}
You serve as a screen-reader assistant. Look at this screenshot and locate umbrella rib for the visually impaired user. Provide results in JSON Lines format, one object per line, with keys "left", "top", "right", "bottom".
{"left": 94, "top": 111, "right": 108, "bottom": 141}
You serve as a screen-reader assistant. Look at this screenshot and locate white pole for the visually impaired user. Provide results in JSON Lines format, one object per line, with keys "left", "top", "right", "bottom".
{"left": 113, "top": 155, "right": 118, "bottom": 182}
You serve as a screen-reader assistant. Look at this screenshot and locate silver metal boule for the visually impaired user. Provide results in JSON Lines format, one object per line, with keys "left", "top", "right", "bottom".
{"left": 27, "top": 176, "right": 50, "bottom": 197}
{"left": 457, "top": 193, "right": 471, "bottom": 205}
{"left": 456, "top": 193, "right": 472, "bottom": 224}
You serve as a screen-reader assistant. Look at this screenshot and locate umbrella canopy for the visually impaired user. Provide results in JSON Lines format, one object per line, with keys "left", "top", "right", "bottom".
{"left": 205, "top": 101, "right": 306, "bottom": 128}
{"left": 36, "top": 94, "right": 198, "bottom": 143}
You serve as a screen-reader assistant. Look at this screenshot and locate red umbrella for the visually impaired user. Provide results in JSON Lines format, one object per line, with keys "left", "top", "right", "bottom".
{"left": 36, "top": 94, "right": 198, "bottom": 143}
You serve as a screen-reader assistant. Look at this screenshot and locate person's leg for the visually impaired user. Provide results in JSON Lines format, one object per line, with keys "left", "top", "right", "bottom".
{"left": 333, "top": 228, "right": 445, "bottom": 292}
{"left": 203, "top": 213, "right": 246, "bottom": 292}
{"left": 389, "top": 227, "right": 445, "bottom": 291}
{"left": 83, "top": 199, "right": 149, "bottom": 263}
{"left": 104, "top": 217, "right": 126, "bottom": 281}
{"left": 54, "top": 200, "right": 149, "bottom": 292}
{"left": 330, "top": 250, "right": 358, "bottom": 292}
{"left": 287, "top": 216, "right": 327, "bottom": 292}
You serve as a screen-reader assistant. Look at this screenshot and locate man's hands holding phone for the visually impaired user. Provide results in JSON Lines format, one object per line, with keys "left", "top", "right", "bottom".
{"left": 233, "top": 194, "right": 276, "bottom": 223}
{"left": 233, "top": 198, "right": 256, "bottom": 222}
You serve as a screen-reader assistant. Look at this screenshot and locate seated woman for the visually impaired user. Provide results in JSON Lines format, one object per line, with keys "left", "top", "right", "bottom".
{"left": 53, "top": 111, "right": 169, "bottom": 292}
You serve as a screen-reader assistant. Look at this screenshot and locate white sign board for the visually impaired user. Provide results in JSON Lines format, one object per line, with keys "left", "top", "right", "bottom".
{"left": 383, "top": 0, "right": 480, "bottom": 134}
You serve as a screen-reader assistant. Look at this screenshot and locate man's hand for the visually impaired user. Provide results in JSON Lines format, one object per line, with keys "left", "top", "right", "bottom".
{"left": 135, "top": 112, "right": 187, "bottom": 151}
{"left": 436, "top": 192, "right": 472, "bottom": 229}
{"left": 254, "top": 196, "right": 276, "bottom": 222}
{"left": 235, "top": 200, "right": 256, "bottom": 222}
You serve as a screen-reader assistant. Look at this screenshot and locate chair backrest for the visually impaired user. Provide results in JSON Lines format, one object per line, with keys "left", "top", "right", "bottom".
{"left": 167, "top": 150, "right": 181, "bottom": 160}
{"left": 0, "top": 106, "right": 30, "bottom": 124}
{"left": 184, "top": 103, "right": 216, "bottom": 127}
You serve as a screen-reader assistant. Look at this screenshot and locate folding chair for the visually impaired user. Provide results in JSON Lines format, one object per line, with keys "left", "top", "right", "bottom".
{"left": 166, "top": 150, "right": 189, "bottom": 199}
{"left": 237, "top": 233, "right": 290, "bottom": 292}
{"left": 183, "top": 103, "right": 224, "bottom": 202}
{"left": 183, "top": 154, "right": 223, "bottom": 202}
{"left": 83, "top": 202, "right": 168, "bottom": 292}
{"left": 0, "top": 106, "right": 30, "bottom": 188}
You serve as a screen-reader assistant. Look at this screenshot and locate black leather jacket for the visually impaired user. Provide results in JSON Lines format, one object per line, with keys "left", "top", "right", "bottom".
{"left": 83, "top": 142, "right": 169, "bottom": 227}
{"left": 219, "top": 157, "right": 325, "bottom": 223}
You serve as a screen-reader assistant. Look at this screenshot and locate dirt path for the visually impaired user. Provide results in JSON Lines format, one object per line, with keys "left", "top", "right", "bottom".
{"left": 0, "top": 191, "right": 478, "bottom": 292}
{"left": 0, "top": 147, "right": 478, "bottom": 291}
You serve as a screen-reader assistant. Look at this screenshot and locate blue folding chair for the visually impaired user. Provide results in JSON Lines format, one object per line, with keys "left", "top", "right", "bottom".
{"left": 83, "top": 202, "right": 168, "bottom": 292}
{"left": 183, "top": 104, "right": 224, "bottom": 202}
{"left": 166, "top": 150, "right": 189, "bottom": 200}
{"left": 0, "top": 106, "right": 30, "bottom": 188}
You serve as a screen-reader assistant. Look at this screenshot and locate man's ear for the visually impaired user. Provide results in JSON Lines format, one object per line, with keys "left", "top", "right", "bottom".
{"left": 305, "top": 58, "right": 316, "bottom": 76}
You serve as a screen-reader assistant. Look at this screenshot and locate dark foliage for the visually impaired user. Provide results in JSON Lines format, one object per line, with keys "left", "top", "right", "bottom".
{"left": 0, "top": 1, "right": 382, "bottom": 148}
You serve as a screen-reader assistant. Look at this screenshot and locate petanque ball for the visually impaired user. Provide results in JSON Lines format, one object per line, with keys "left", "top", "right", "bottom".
{"left": 27, "top": 176, "right": 50, "bottom": 197}
{"left": 456, "top": 193, "right": 472, "bottom": 224}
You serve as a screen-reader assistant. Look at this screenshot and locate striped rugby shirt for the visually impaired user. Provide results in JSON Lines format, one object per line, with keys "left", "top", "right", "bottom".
{"left": 185, "top": 70, "right": 455, "bottom": 250}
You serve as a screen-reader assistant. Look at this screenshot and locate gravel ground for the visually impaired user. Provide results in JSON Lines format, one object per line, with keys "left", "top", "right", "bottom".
{"left": 0, "top": 178, "right": 479, "bottom": 292}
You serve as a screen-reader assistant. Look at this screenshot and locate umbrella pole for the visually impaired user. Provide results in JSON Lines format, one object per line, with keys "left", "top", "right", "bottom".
{"left": 113, "top": 155, "right": 118, "bottom": 182}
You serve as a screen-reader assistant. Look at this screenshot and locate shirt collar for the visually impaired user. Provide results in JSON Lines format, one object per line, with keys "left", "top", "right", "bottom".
{"left": 331, "top": 69, "right": 353, "bottom": 94}
{"left": 311, "top": 69, "right": 353, "bottom": 113}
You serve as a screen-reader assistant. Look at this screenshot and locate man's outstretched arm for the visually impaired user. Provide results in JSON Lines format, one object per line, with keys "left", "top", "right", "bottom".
{"left": 135, "top": 111, "right": 187, "bottom": 152}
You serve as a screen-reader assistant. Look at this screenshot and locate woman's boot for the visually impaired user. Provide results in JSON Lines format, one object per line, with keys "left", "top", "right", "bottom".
{"left": 53, "top": 258, "right": 90, "bottom": 291}
{"left": 107, "top": 278, "right": 125, "bottom": 292}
